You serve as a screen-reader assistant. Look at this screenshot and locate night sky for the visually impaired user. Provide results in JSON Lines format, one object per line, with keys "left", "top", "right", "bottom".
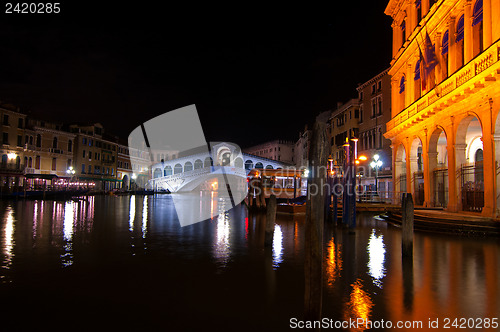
{"left": 0, "top": 3, "right": 392, "bottom": 148}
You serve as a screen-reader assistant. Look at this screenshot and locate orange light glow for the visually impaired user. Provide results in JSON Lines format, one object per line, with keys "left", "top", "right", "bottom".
{"left": 343, "top": 279, "right": 373, "bottom": 331}
{"left": 358, "top": 155, "right": 368, "bottom": 161}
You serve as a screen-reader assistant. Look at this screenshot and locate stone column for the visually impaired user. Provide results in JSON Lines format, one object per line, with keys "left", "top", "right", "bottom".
{"left": 481, "top": 108, "right": 495, "bottom": 217}
{"left": 427, "top": 151, "right": 438, "bottom": 206}
{"left": 464, "top": 0, "right": 473, "bottom": 63}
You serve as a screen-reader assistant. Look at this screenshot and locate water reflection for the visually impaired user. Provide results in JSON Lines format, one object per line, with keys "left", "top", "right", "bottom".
{"left": 343, "top": 279, "right": 373, "bottom": 332}
{"left": 2, "top": 206, "right": 15, "bottom": 271}
{"left": 61, "top": 201, "right": 75, "bottom": 267}
{"left": 272, "top": 224, "right": 283, "bottom": 269}
{"left": 325, "top": 238, "right": 342, "bottom": 287}
{"left": 367, "top": 229, "right": 386, "bottom": 288}
{"left": 213, "top": 199, "right": 231, "bottom": 268}
{"left": 129, "top": 195, "right": 136, "bottom": 232}
{"left": 142, "top": 196, "right": 148, "bottom": 239}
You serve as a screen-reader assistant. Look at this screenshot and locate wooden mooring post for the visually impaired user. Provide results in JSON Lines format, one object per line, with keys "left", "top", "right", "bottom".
{"left": 304, "top": 117, "right": 327, "bottom": 325}
{"left": 265, "top": 194, "right": 277, "bottom": 247}
{"left": 401, "top": 193, "right": 414, "bottom": 257}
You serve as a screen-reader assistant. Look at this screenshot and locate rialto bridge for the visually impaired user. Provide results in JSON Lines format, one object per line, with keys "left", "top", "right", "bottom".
{"left": 148, "top": 142, "right": 289, "bottom": 193}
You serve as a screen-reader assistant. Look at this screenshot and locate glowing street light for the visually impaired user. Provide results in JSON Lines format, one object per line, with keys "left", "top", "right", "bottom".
{"left": 370, "top": 154, "right": 383, "bottom": 194}
{"left": 7, "top": 152, "right": 17, "bottom": 160}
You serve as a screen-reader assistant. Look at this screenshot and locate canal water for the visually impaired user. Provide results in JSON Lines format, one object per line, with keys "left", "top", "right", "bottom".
{"left": 0, "top": 195, "right": 498, "bottom": 331}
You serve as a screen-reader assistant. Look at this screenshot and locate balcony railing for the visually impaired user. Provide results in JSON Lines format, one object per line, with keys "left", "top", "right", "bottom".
{"left": 0, "top": 163, "right": 26, "bottom": 174}
{"left": 387, "top": 40, "right": 500, "bottom": 133}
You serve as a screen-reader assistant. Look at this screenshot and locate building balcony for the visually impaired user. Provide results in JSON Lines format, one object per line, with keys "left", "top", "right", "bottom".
{"left": 386, "top": 39, "right": 500, "bottom": 136}
{"left": 0, "top": 163, "right": 26, "bottom": 174}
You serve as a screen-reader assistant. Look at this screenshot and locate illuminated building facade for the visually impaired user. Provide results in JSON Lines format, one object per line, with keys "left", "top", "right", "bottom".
{"left": 329, "top": 99, "right": 360, "bottom": 166}
{"left": 357, "top": 70, "right": 393, "bottom": 194}
{"left": 0, "top": 105, "right": 26, "bottom": 190}
{"left": 69, "top": 123, "right": 119, "bottom": 191}
{"left": 24, "top": 118, "right": 76, "bottom": 189}
{"left": 243, "top": 140, "right": 295, "bottom": 164}
{"left": 385, "top": 0, "right": 500, "bottom": 216}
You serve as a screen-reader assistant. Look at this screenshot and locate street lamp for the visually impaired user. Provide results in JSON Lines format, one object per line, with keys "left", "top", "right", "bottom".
{"left": 370, "top": 154, "right": 383, "bottom": 195}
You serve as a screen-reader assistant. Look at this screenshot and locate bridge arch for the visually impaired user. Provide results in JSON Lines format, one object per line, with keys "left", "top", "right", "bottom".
{"left": 164, "top": 165, "right": 172, "bottom": 176}
{"left": 265, "top": 165, "right": 273, "bottom": 169}
{"left": 154, "top": 168, "right": 162, "bottom": 178}
{"left": 245, "top": 160, "right": 253, "bottom": 170}
{"left": 184, "top": 161, "right": 193, "bottom": 172}
{"left": 194, "top": 159, "right": 203, "bottom": 169}
{"left": 174, "top": 163, "right": 183, "bottom": 174}
{"left": 255, "top": 162, "right": 264, "bottom": 169}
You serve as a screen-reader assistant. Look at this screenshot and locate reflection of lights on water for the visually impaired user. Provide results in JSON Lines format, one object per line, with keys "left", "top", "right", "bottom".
{"left": 272, "top": 224, "right": 283, "bottom": 269}
{"left": 142, "top": 196, "right": 148, "bottom": 238}
{"left": 367, "top": 229, "right": 386, "bottom": 288}
{"left": 214, "top": 200, "right": 231, "bottom": 268}
{"left": 2, "top": 206, "right": 15, "bottom": 270}
{"left": 63, "top": 202, "right": 74, "bottom": 241}
{"left": 325, "top": 238, "right": 342, "bottom": 287}
{"left": 344, "top": 279, "right": 373, "bottom": 331}
{"left": 33, "top": 201, "right": 39, "bottom": 239}
{"left": 129, "top": 195, "right": 136, "bottom": 232}
{"left": 61, "top": 201, "right": 75, "bottom": 267}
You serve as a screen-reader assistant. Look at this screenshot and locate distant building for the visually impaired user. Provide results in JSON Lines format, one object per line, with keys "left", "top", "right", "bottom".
{"left": 69, "top": 123, "right": 119, "bottom": 191}
{"left": 24, "top": 118, "right": 76, "bottom": 190}
{"left": 294, "top": 126, "right": 311, "bottom": 169}
{"left": 0, "top": 105, "right": 26, "bottom": 191}
{"left": 356, "top": 69, "right": 393, "bottom": 195}
{"left": 385, "top": 0, "right": 500, "bottom": 216}
{"left": 328, "top": 100, "right": 360, "bottom": 166}
{"left": 243, "top": 140, "right": 295, "bottom": 165}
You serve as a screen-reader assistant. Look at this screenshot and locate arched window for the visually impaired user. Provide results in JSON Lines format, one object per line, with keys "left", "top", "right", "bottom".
{"left": 194, "top": 159, "right": 203, "bottom": 169}
{"left": 441, "top": 30, "right": 449, "bottom": 78}
{"left": 68, "top": 139, "right": 72, "bottom": 152}
{"left": 456, "top": 15, "right": 465, "bottom": 68}
{"left": 401, "top": 20, "right": 406, "bottom": 46}
{"left": 399, "top": 76, "right": 405, "bottom": 94}
{"left": 255, "top": 162, "right": 264, "bottom": 169}
{"left": 164, "top": 165, "right": 172, "bottom": 176}
{"left": 414, "top": 59, "right": 422, "bottom": 99}
{"left": 174, "top": 164, "right": 183, "bottom": 174}
{"left": 1, "top": 154, "right": 7, "bottom": 165}
{"left": 184, "top": 161, "right": 193, "bottom": 172}
{"left": 36, "top": 134, "right": 41, "bottom": 147}
{"left": 472, "top": 0, "right": 483, "bottom": 56}
{"left": 265, "top": 165, "right": 273, "bottom": 169}
{"left": 416, "top": 0, "right": 422, "bottom": 22}
{"left": 153, "top": 168, "right": 162, "bottom": 179}
{"left": 52, "top": 137, "right": 58, "bottom": 149}
{"left": 245, "top": 160, "right": 253, "bottom": 170}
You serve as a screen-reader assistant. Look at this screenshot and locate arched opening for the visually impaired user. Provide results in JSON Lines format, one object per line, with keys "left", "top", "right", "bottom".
{"left": 472, "top": 0, "right": 483, "bottom": 57}
{"left": 394, "top": 144, "right": 406, "bottom": 195}
{"left": 245, "top": 160, "right": 253, "bottom": 170}
{"left": 429, "top": 127, "right": 449, "bottom": 207}
{"left": 184, "top": 161, "right": 193, "bottom": 172}
{"left": 174, "top": 163, "right": 183, "bottom": 174}
{"left": 122, "top": 174, "right": 129, "bottom": 190}
{"left": 234, "top": 157, "right": 243, "bottom": 168}
{"left": 265, "top": 165, "right": 273, "bottom": 169}
{"left": 153, "top": 168, "right": 162, "bottom": 179}
{"left": 216, "top": 147, "right": 232, "bottom": 166}
{"left": 409, "top": 137, "right": 424, "bottom": 205}
{"left": 204, "top": 157, "right": 213, "bottom": 168}
{"left": 456, "top": 115, "right": 483, "bottom": 212}
{"left": 52, "top": 137, "right": 58, "bottom": 149}
{"left": 194, "top": 159, "right": 203, "bottom": 169}
{"left": 255, "top": 162, "right": 264, "bottom": 169}
{"left": 164, "top": 165, "right": 172, "bottom": 176}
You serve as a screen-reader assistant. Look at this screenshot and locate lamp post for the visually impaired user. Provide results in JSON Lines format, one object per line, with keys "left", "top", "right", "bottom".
{"left": 356, "top": 155, "right": 367, "bottom": 201}
{"left": 370, "top": 154, "right": 383, "bottom": 195}
{"left": 66, "top": 166, "right": 76, "bottom": 189}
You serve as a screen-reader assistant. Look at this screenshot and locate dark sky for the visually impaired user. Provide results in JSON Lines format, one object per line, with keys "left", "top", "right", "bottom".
{"left": 0, "top": 3, "right": 392, "bottom": 148}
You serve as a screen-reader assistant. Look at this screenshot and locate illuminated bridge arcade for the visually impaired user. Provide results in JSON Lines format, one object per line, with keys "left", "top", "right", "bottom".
{"left": 148, "top": 142, "right": 289, "bottom": 193}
